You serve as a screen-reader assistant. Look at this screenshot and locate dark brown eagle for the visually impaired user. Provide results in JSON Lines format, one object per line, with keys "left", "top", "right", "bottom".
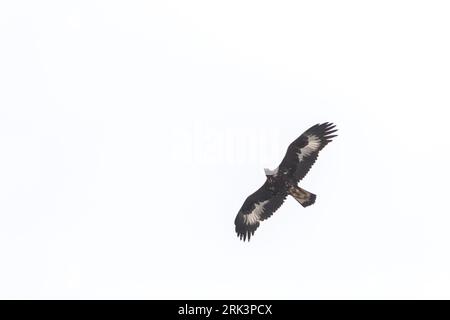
{"left": 234, "top": 122, "right": 338, "bottom": 241}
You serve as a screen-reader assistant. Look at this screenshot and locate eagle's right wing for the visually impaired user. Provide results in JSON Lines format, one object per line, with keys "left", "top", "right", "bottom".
{"left": 278, "top": 122, "right": 337, "bottom": 183}
{"left": 234, "top": 182, "right": 287, "bottom": 242}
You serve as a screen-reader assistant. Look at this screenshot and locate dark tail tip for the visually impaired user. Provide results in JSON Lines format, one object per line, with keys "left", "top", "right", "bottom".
{"left": 301, "top": 193, "right": 316, "bottom": 208}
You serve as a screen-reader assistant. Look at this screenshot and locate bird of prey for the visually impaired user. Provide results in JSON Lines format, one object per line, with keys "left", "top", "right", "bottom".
{"left": 234, "top": 122, "right": 337, "bottom": 241}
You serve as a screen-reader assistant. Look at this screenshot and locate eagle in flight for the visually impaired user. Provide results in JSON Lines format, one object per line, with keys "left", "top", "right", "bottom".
{"left": 234, "top": 122, "right": 338, "bottom": 241}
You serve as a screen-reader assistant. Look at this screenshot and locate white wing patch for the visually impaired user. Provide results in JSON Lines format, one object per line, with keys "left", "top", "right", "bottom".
{"left": 297, "top": 135, "right": 321, "bottom": 162}
{"left": 243, "top": 200, "right": 269, "bottom": 225}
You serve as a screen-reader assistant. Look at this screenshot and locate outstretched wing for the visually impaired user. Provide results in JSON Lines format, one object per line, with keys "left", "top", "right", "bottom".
{"left": 278, "top": 122, "right": 337, "bottom": 183}
{"left": 234, "top": 181, "right": 287, "bottom": 242}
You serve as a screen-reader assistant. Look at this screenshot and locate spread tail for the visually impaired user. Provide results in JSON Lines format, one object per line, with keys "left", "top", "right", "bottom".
{"left": 289, "top": 185, "right": 316, "bottom": 207}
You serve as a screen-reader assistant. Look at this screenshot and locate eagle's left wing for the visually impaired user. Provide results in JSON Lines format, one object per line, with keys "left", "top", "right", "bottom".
{"left": 278, "top": 122, "right": 337, "bottom": 183}
{"left": 234, "top": 182, "right": 287, "bottom": 242}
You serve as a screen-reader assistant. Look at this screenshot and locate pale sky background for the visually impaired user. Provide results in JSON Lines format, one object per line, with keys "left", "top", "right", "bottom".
{"left": 1, "top": 1, "right": 450, "bottom": 299}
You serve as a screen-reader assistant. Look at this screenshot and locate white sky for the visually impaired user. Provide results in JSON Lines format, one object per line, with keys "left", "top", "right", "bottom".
{"left": 1, "top": 1, "right": 450, "bottom": 299}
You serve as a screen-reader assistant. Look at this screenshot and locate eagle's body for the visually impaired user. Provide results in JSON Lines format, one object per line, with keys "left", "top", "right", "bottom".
{"left": 234, "top": 122, "right": 337, "bottom": 241}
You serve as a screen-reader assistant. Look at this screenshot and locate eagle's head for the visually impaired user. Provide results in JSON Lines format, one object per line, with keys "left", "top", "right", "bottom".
{"left": 264, "top": 168, "right": 277, "bottom": 177}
